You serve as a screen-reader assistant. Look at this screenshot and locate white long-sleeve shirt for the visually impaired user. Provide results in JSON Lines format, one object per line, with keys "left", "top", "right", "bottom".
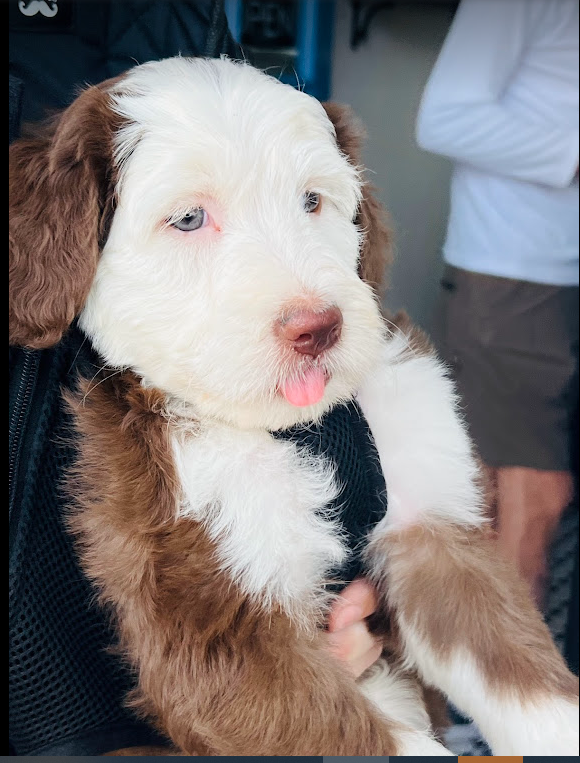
{"left": 416, "top": 0, "right": 579, "bottom": 286}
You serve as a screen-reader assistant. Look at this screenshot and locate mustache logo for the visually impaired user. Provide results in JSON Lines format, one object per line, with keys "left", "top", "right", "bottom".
{"left": 18, "top": 0, "right": 58, "bottom": 17}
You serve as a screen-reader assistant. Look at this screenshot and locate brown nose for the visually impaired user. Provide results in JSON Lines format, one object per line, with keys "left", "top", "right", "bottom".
{"left": 277, "top": 306, "right": 343, "bottom": 358}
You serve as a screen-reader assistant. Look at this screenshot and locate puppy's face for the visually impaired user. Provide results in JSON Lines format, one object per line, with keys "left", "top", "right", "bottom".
{"left": 10, "top": 57, "right": 387, "bottom": 430}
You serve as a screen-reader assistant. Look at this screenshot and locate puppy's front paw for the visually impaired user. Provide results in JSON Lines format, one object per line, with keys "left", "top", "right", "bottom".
{"left": 491, "top": 697, "right": 579, "bottom": 756}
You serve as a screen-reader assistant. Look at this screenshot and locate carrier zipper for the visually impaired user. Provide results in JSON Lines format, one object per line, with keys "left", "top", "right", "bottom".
{"left": 9, "top": 349, "right": 40, "bottom": 521}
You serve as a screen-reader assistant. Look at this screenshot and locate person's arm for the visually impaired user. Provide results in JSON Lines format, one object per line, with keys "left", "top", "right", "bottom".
{"left": 416, "top": 0, "right": 579, "bottom": 188}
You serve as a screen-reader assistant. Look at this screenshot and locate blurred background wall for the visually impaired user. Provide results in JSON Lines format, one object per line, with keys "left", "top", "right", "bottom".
{"left": 330, "top": 0, "right": 457, "bottom": 332}
{"left": 226, "top": 0, "right": 458, "bottom": 333}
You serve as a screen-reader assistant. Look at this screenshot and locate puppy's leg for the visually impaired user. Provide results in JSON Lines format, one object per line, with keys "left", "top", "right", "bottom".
{"left": 73, "top": 401, "right": 454, "bottom": 758}
{"left": 358, "top": 658, "right": 453, "bottom": 755}
{"left": 358, "top": 324, "right": 579, "bottom": 756}
{"left": 367, "top": 521, "right": 579, "bottom": 756}
{"left": 69, "top": 376, "right": 448, "bottom": 757}
{"left": 358, "top": 658, "right": 431, "bottom": 733}
{"left": 85, "top": 523, "right": 449, "bottom": 757}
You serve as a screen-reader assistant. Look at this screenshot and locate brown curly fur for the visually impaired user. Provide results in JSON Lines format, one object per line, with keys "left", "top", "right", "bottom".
{"left": 323, "top": 102, "right": 393, "bottom": 297}
{"left": 9, "top": 80, "right": 121, "bottom": 349}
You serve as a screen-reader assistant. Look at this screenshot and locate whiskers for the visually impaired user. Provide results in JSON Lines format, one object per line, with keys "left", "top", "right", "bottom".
{"left": 79, "top": 364, "right": 124, "bottom": 407}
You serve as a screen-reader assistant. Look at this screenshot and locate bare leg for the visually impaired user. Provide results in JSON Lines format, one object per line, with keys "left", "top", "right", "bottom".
{"left": 493, "top": 466, "right": 574, "bottom": 608}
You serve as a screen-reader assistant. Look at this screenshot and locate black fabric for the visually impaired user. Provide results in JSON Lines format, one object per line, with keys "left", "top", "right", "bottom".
{"left": 566, "top": 540, "right": 579, "bottom": 676}
{"left": 9, "top": 0, "right": 240, "bottom": 124}
{"left": 565, "top": 404, "right": 579, "bottom": 676}
{"left": 272, "top": 402, "right": 388, "bottom": 589}
{"left": 9, "top": 74, "right": 23, "bottom": 145}
{"left": 9, "top": 328, "right": 173, "bottom": 757}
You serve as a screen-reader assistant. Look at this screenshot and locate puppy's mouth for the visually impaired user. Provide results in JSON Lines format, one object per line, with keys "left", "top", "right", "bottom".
{"left": 278, "top": 366, "right": 329, "bottom": 407}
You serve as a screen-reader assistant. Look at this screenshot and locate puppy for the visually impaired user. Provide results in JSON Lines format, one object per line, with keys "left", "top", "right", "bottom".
{"left": 9, "top": 56, "right": 579, "bottom": 756}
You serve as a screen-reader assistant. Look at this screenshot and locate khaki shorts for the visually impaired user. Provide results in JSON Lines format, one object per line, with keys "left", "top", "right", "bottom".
{"left": 435, "top": 264, "right": 579, "bottom": 471}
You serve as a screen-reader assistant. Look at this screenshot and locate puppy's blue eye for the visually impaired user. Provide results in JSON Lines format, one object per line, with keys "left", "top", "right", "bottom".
{"left": 303, "top": 192, "right": 321, "bottom": 213}
{"left": 172, "top": 208, "right": 207, "bottom": 231}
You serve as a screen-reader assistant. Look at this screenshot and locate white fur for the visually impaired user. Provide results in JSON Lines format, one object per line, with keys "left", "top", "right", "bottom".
{"left": 395, "top": 621, "right": 579, "bottom": 756}
{"left": 358, "top": 658, "right": 432, "bottom": 733}
{"left": 358, "top": 659, "right": 454, "bottom": 755}
{"left": 172, "top": 421, "right": 347, "bottom": 620}
{"left": 79, "top": 56, "right": 384, "bottom": 432}
{"left": 396, "top": 729, "right": 455, "bottom": 756}
{"left": 357, "top": 330, "right": 486, "bottom": 530}
{"left": 69, "top": 56, "right": 576, "bottom": 754}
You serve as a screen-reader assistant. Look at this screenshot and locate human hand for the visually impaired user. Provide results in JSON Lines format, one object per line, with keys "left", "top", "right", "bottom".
{"left": 324, "top": 578, "right": 383, "bottom": 678}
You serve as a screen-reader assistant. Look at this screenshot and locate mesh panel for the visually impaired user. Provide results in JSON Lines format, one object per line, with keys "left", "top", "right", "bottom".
{"left": 273, "top": 400, "right": 388, "bottom": 585}
{"left": 9, "top": 332, "right": 160, "bottom": 756}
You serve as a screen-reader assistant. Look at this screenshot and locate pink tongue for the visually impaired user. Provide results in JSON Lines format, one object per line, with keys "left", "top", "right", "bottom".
{"left": 280, "top": 368, "right": 326, "bottom": 407}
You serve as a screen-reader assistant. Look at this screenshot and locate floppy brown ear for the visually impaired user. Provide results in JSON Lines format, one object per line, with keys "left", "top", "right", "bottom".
{"left": 322, "top": 102, "right": 392, "bottom": 298}
{"left": 9, "top": 81, "right": 120, "bottom": 349}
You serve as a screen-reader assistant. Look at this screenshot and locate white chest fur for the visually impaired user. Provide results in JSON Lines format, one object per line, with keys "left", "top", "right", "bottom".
{"left": 171, "top": 331, "right": 486, "bottom": 623}
{"left": 171, "top": 423, "right": 347, "bottom": 619}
